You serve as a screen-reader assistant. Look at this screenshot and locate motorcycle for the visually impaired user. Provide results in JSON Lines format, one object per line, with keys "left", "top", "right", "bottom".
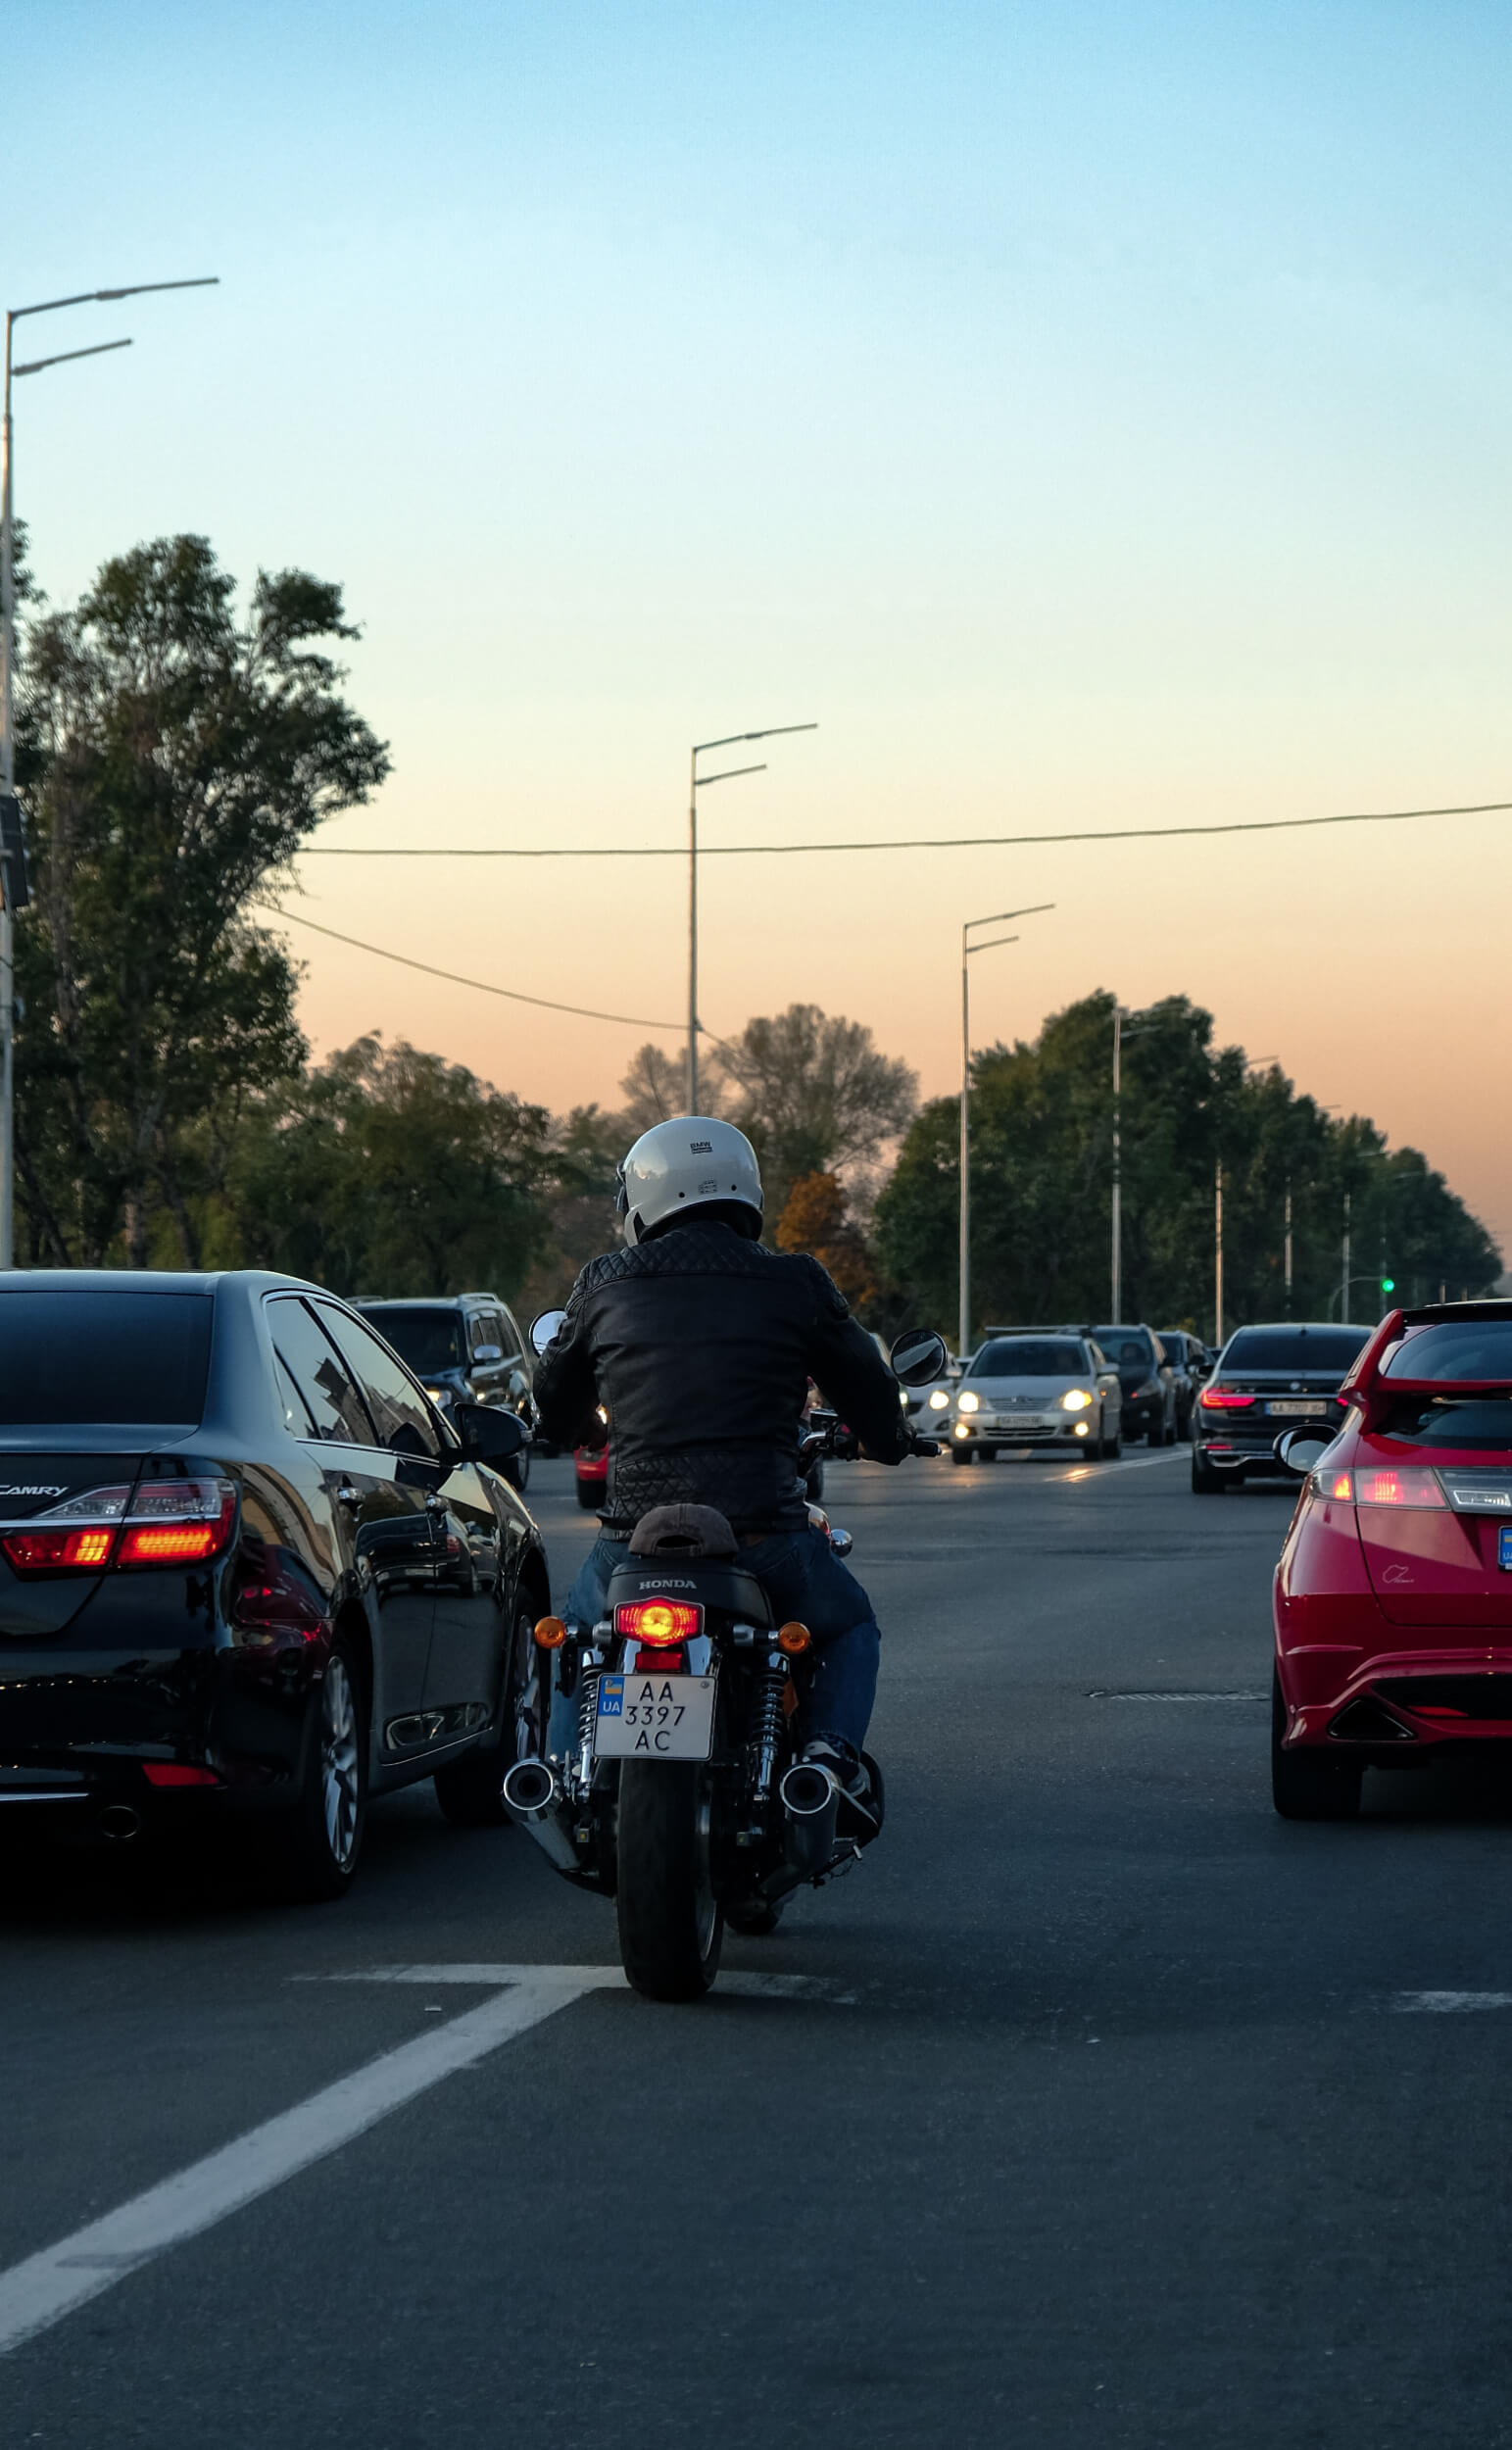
{"left": 504, "top": 1324, "right": 947, "bottom": 2000}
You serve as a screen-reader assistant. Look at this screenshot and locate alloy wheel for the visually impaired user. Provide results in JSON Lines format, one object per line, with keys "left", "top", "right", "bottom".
{"left": 321, "top": 1655, "right": 362, "bottom": 1868}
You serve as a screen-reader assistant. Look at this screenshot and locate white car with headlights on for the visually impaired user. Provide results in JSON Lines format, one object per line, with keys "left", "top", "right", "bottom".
{"left": 951, "top": 1333, "right": 1122, "bottom": 1464}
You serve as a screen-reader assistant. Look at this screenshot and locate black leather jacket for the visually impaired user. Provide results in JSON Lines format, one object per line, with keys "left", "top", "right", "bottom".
{"left": 532, "top": 1219, "right": 912, "bottom": 1534}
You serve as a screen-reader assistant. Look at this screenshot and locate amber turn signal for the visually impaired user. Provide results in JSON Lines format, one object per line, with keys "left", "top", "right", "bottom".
{"left": 777, "top": 1620, "right": 812, "bottom": 1655}
{"left": 533, "top": 1615, "right": 567, "bottom": 1648}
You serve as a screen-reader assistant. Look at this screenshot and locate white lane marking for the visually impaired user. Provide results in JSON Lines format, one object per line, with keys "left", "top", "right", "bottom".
{"left": 1394, "top": 1990, "right": 1512, "bottom": 2013}
{"left": 0, "top": 1971, "right": 611, "bottom": 2360}
{"left": 1050, "top": 1448, "right": 1189, "bottom": 1486}
{"left": 305, "top": 1963, "right": 853, "bottom": 2002}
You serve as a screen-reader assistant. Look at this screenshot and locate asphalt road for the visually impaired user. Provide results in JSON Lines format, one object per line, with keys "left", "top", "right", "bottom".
{"left": 7, "top": 1445, "right": 1512, "bottom": 2448}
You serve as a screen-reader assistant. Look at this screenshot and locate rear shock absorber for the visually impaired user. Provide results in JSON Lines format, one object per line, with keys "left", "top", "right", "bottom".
{"left": 748, "top": 1649, "right": 788, "bottom": 1804}
{"left": 574, "top": 1644, "right": 602, "bottom": 1789}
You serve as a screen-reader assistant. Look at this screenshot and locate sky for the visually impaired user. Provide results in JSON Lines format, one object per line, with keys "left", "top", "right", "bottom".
{"left": 8, "top": 1, "right": 1512, "bottom": 1256}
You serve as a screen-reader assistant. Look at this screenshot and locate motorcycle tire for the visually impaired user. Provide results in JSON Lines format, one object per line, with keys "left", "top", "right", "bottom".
{"left": 615, "top": 1760, "right": 724, "bottom": 2000}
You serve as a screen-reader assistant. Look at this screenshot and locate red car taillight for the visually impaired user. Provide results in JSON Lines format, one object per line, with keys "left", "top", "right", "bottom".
{"left": 1199, "top": 1385, "right": 1254, "bottom": 1409}
{"left": 1316, "top": 1466, "right": 1446, "bottom": 1509}
{"left": 0, "top": 1478, "right": 236, "bottom": 1577}
{"left": 613, "top": 1599, "right": 703, "bottom": 1644}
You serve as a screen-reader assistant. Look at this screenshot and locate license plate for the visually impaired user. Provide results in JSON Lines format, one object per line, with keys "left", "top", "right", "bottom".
{"left": 1268, "top": 1399, "right": 1327, "bottom": 1417}
{"left": 592, "top": 1672, "right": 716, "bottom": 1760}
{"left": 1498, "top": 1528, "right": 1512, "bottom": 1573}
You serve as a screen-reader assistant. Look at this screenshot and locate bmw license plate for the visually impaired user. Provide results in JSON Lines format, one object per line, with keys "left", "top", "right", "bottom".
{"left": 1268, "top": 1399, "right": 1325, "bottom": 1416}
{"left": 1498, "top": 1528, "right": 1512, "bottom": 1573}
{"left": 593, "top": 1673, "right": 716, "bottom": 1760}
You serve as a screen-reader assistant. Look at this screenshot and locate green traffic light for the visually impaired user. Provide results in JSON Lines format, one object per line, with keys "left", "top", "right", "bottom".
{"left": 1381, "top": 1277, "right": 1395, "bottom": 1293}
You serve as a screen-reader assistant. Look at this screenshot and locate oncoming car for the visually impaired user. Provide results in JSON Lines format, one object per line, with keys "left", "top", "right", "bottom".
{"left": 0, "top": 1272, "right": 551, "bottom": 1894}
{"left": 951, "top": 1334, "right": 1122, "bottom": 1463}
{"left": 1273, "top": 1300, "right": 1512, "bottom": 1819}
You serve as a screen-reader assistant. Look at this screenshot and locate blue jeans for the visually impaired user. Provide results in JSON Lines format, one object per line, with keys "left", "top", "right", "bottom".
{"left": 549, "top": 1526, "right": 882, "bottom": 1759}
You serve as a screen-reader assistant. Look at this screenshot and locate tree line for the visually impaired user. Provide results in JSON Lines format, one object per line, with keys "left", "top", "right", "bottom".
{"left": 9, "top": 533, "right": 1498, "bottom": 1338}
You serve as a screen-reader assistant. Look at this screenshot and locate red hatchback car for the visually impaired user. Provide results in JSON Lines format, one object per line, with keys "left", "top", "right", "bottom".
{"left": 1273, "top": 1300, "right": 1512, "bottom": 1819}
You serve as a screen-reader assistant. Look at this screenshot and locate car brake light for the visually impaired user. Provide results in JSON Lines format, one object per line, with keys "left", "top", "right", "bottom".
{"left": 0, "top": 1478, "right": 236, "bottom": 1576}
{"left": 614, "top": 1599, "right": 703, "bottom": 1643}
{"left": 1199, "top": 1385, "right": 1254, "bottom": 1409}
{"left": 117, "top": 1481, "right": 237, "bottom": 1568}
{"left": 1352, "top": 1467, "right": 1446, "bottom": 1510}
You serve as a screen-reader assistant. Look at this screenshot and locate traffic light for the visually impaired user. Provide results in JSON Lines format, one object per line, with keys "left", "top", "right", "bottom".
{"left": 1381, "top": 1276, "right": 1395, "bottom": 1295}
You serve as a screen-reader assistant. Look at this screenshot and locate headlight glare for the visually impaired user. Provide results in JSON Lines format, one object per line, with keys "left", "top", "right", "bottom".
{"left": 928, "top": 1389, "right": 950, "bottom": 1410}
{"left": 1060, "top": 1389, "right": 1094, "bottom": 1412}
{"left": 957, "top": 1391, "right": 980, "bottom": 1414}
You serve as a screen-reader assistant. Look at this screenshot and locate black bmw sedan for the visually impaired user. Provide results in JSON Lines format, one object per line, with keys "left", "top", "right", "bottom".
{"left": 0, "top": 1272, "right": 552, "bottom": 1897}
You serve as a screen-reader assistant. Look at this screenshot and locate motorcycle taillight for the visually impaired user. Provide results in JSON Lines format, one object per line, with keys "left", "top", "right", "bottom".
{"left": 613, "top": 1598, "right": 703, "bottom": 1643}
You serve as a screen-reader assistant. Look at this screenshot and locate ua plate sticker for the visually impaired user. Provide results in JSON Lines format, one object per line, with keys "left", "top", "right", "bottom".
{"left": 1498, "top": 1526, "right": 1512, "bottom": 1572}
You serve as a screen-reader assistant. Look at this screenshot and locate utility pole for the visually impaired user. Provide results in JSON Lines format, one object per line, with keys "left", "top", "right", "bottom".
{"left": 958, "top": 904, "right": 1053, "bottom": 1359}
{"left": 1215, "top": 1159, "right": 1224, "bottom": 1346}
{"left": 1341, "top": 1191, "right": 1352, "bottom": 1325}
{"left": 1111, "top": 1007, "right": 1124, "bottom": 1322}
{"left": 0, "top": 273, "right": 217, "bottom": 1268}
{"left": 684, "top": 723, "right": 815, "bottom": 1114}
{"left": 1284, "top": 1180, "right": 1293, "bottom": 1317}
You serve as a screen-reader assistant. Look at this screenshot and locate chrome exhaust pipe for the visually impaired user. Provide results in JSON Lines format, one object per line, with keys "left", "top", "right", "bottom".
{"left": 778, "top": 1760, "right": 840, "bottom": 1875}
{"left": 99, "top": 1803, "right": 142, "bottom": 1842}
{"left": 501, "top": 1759, "right": 581, "bottom": 1874}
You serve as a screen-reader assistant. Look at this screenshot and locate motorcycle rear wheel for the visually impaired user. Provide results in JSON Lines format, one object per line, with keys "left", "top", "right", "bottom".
{"left": 615, "top": 1761, "right": 724, "bottom": 2000}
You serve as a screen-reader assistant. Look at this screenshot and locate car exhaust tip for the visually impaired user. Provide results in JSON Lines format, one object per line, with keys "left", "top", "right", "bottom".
{"left": 99, "top": 1803, "right": 142, "bottom": 1841}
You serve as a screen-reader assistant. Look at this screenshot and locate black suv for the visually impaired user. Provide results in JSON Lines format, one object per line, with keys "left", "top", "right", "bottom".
{"left": 1092, "top": 1324, "right": 1178, "bottom": 1446}
{"left": 1155, "top": 1330, "right": 1208, "bottom": 1439}
{"left": 357, "top": 1294, "right": 534, "bottom": 1489}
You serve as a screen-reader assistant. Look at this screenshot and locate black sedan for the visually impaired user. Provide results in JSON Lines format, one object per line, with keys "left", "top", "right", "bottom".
{"left": 1191, "top": 1320, "right": 1371, "bottom": 1492}
{"left": 0, "top": 1272, "right": 552, "bottom": 1896}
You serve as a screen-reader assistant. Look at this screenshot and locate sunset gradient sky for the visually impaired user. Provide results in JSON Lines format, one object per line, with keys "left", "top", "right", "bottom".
{"left": 10, "top": 2, "right": 1512, "bottom": 1254}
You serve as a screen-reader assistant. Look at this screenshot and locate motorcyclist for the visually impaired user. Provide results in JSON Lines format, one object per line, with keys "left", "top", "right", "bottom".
{"left": 531, "top": 1115, "right": 915, "bottom": 1819}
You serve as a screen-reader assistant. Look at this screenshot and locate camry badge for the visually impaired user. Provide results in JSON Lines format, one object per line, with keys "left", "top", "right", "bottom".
{"left": 0, "top": 1484, "right": 67, "bottom": 1498}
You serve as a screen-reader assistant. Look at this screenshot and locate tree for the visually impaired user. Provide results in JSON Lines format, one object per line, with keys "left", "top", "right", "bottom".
{"left": 712, "top": 1004, "right": 917, "bottom": 1224}
{"left": 873, "top": 989, "right": 1499, "bottom": 1336}
{"left": 776, "top": 1171, "right": 877, "bottom": 1308}
{"left": 13, "top": 535, "right": 389, "bottom": 1265}
{"left": 229, "top": 1034, "right": 556, "bottom": 1298}
{"left": 617, "top": 1041, "right": 734, "bottom": 1133}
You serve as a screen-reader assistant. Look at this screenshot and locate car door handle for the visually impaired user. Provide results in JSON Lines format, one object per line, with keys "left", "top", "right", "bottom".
{"left": 424, "top": 1493, "right": 448, "bottom": 1515}
{"left": 335, "top": 1484, "right": 361, "bottom": 1510}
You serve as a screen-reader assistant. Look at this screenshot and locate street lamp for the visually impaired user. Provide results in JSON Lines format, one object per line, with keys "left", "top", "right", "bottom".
{"left": 958, "top": 904, "right": 1054, "bottom": 1360}
{"left": 685, "top": 723, "right": 816, "bottom": 1113}
{"left": 0, "top": 274, "right": 218, "bottom": 1268}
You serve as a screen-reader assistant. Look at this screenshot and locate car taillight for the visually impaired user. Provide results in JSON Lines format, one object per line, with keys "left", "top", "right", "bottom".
{"left": 0, "top": 1478, "right": 236, "bottom": 1576}
{"left": 117, "top": 1480, "right": 237, "bottom": 1568}
{"left": 613, "top": 1599, "right": 703, "bottom": 1643}
{"left": 1352, "top": 1467, "right": 1446, "bottom": 1510}
{"left": 1199, "top": 1385, "right": 1254, "bottom": 1409}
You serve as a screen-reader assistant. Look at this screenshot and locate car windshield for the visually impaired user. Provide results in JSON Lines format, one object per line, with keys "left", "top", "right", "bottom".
{"left": 1157, "top": 1334, "right": 1186, "bottom": 1360}
{"left": 1222, "top": 1327, "right": 1369, "bottom": 1373}
{"left": 1095, "top": 1329, "right": 1154, "bottom": 1369}
{"left": 972, "top": 1340, "right": 1087, "bottom": 1377}
{"left": 0, "top": 1291, "right": 214, "bottom": 1426}
{"left": 361, "top": 1308, "right": 464, "bottom": 1375}
{"left": 1384, "top": 1321, "right": 1512, "bottom": 1383}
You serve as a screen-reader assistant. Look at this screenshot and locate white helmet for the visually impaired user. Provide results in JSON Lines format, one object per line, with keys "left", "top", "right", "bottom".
{"left": 615, "top": 1116, "right": 763, "bottom": 1247}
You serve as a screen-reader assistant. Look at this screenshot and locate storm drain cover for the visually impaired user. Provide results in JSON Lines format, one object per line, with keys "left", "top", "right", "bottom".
{"left": 1087, "top": 1690, "right": 1267, "bottom": 1702}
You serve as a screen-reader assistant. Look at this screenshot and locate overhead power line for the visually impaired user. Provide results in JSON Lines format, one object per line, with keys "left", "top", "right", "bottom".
{"left": 252, "top": 902, "right": 692, "bottom": 1032}
{"left": 299, "top": 797, "right": 1512, "bottom": 860}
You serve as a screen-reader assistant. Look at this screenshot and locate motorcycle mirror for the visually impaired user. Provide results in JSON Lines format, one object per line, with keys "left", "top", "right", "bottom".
{"left": 1274, "top": 1429, "right": 1332, "bottom": 1475}
{"left": 529, "top": 1307, "right": 569, "bottom": 1355}
{"left": 890, "top": 1327, "right": 949, "bottom": 1387}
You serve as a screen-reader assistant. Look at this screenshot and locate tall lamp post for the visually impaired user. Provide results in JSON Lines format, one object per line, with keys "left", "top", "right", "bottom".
{"left": 685, "top": 722, "right": 815, "bottom": 1113}
{"left": 958, "top": 903, "right": 1054, "bottom": 1361}
{"left": 0, "top": 274, "right": 218, "bottom": 1268}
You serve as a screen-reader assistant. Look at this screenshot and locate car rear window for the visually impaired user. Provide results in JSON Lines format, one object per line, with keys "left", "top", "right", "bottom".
{"left": 1383, "top": 1321, "right": 1512, "bottom": 1382}
{"left": 1222, "top": 1328, "right": 1369, "bottom": 1373}
{"left": 358, "top": 1306, "right": 463, "bottom": 1375}
{"left": 0, "top": 1291, "right": 213, "bottom": 1426}
{"left": 1095, "top": 1328, "right": 1154, "bottom": 1369}
{"left": 1381, "top": 1398, "right": 1512, "bottom": 1451}
{"left": 973, "top": 1340, "right": 1087, "bottom": 1377}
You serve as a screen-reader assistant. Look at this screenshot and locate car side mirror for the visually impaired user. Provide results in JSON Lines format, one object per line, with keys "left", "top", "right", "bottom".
{"left": 1274, "top": 1429, "right": 1332, "bottom": 1475}
{"left": 454, "top": 1400, "right": 528, "bottom": 1467}
{"left": 890, "top": 1327, "right": 950, "bottom": 1387}
{"left": 472, "top": 1343, "right": 503, "bottom": 1365}
{"left": 530, "top": 1308, "right": 569, "bottom": 1355}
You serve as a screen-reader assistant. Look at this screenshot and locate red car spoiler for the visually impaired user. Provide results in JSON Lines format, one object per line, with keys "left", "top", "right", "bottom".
{"left": 1339, "top": 1298, "right": 1512, "bottom": 1430}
